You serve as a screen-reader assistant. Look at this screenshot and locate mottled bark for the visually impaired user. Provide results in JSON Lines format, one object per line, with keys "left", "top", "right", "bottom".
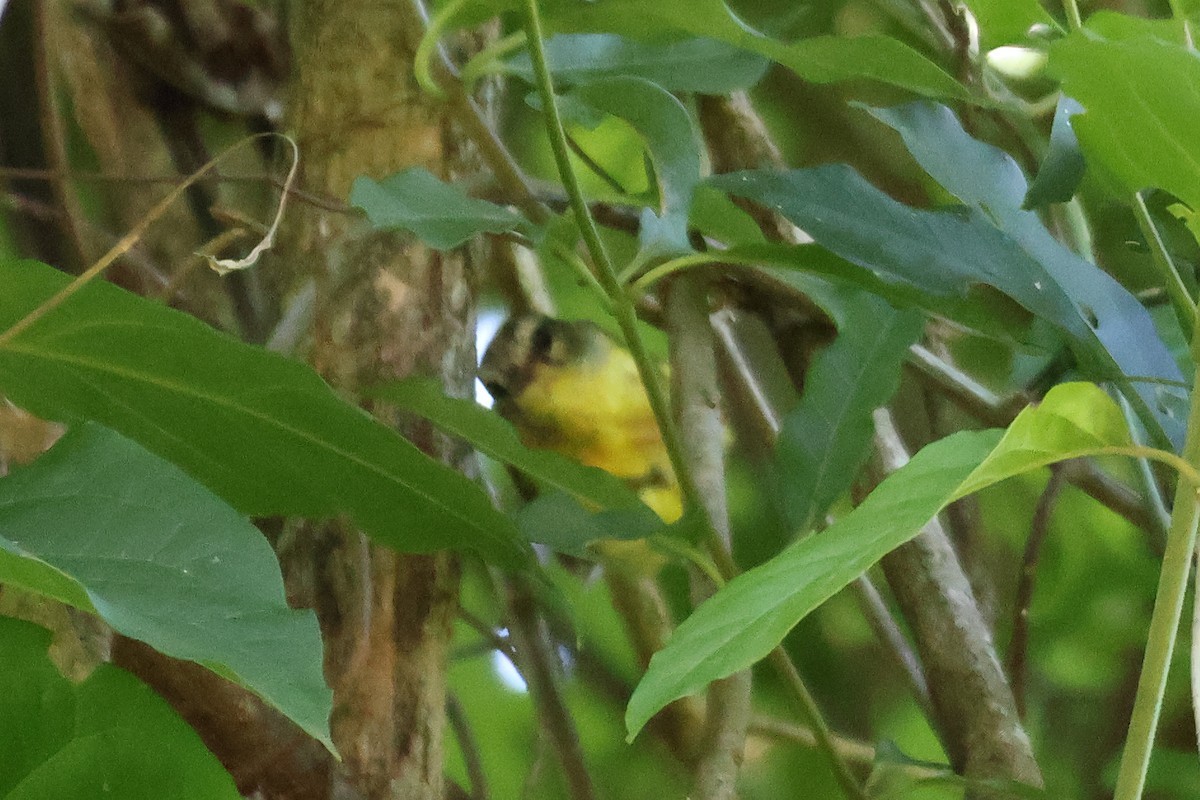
{"left": 273, "top": 4, "right": 480, "bottom": 798}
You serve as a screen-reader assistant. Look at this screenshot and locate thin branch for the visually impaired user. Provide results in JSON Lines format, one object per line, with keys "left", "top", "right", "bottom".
{"left": 851, "top": 574, "right": 933, "bottom": 717}
{"left": 1007, "top": 466, "right": 1066, "bottom": 718}
{"left": 447, "top": 694, "right": 490, "bottom": 800}
{"left": 668, "top": 277, "right": 751, "bottom": 800}
{"left": 31, "top": 0, "right": 90, "bottom": 272}
{"left": 505, "top": 577, "right": 597, "bottom": 800}
{"left": 874, "top": 408, "right": 1043, "bottom": 786}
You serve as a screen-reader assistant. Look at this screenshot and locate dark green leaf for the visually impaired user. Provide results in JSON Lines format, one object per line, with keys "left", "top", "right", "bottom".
{"left": 1049, "top": 29, "right": 1200, "bottom": 212}
{"left": 506, "top": 34, "right": 769, "bottom": 93}
{"left": 350, "top": 167, "right": 527, "bottom": 250}
{"left": 0, "top": 424, "right": 333, "bottom": 747}
{"left": 777, "top": 293, "right": 924, "bottom": 532}
{"left": 627, "top": 382, "right": 1133, "bottom": 738}
{"left": 864, "top": 100, "right": 1186, "bottom": 449}
{"left": 0, "top": 259, "right": 530, "bottom": 569}
{"left": 542, "top": 0, "right": 966, "bottom": 99}
{"left": 1023, "top": 96, "right": 1085, "bottom": 208}
{"left": 568, "top": 77, "right": 702, "bottom": 255}
{"left": 516, "top": 491, "right": 664, "bottom": 556}
{"left": 710, "top": 102, "right": 1185, "bottom": 449}
{"left": 371, "top": 377, "right": 644, "bottom": 511}
{"left": 0, "top": 618, "right": 240, "bottom": 799}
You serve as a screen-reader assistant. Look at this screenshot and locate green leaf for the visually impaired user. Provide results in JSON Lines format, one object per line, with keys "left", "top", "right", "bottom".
{"left": 776, "top": 293, "right": 924, "bottom": 533}
{"left": 542, "top": 0, "right": 966, "bottom": 99}
{"left": 506, "top": 34, "right": 769, "bottom": 93}
{"left": 1049, "top": 30, "right": 1200, "bottom": 212}
{"left": 350, "top": 167, "right": 527, "bottom": 250}
{"left": 625, "top": 428, "right": 1002, "bottom": 738}
{"left": 516, "top": 491, "right": 664, "bottom": 556}
{"left": 371, "top": 377, "right": 644, "bottom": 511}
{"left": 963, "top": 0, "right": 1057, "bottom": 49}
{"left": 864, "top": 101, "right": 1186, "bottom": 449}
{"left": 953, "top": 382, "right": 1132, "bottom": 499}
{"left": 568, "top": 77, "right": 702, "bottom": 255}
{"left": 0, "top": 618, "right": 240, "bottom": 799}
{"left": 626, "top": 382, "right": 1133, "bottom": 738}
{"left": 1023, "top": 96, "right": 1086, "bottom": 208}
{"left": 0, "top": 424, "right": 333, "bottom": 748}
{"left": 710, "top": 102, "right": 1186, "bottom": 450}
{"left": 0, "top": 259, "right": 530, "bottom": 569}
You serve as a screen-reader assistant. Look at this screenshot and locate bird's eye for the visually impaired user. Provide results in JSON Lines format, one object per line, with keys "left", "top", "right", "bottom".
{"left": 530, "top": 319, "right": 555, "bottom": 359}
{"left": 483, "top": 380, "right": 510, "bottom": 403}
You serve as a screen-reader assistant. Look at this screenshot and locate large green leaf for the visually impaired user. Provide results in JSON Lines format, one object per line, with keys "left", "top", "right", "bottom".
{"left": 350, "top": 167, "right": 528, "bottom": 250}
{"left": 506, "top": 34, "right": 769, "bottom": 93}
{"left": 0, "top": 618, "right": 240, "bottom": 799}
{"left": 1050, "top": 29, "right": 1200, "bottom": 212}
{"left": 541, "top": 0, "right": 966, "bottom": 99}
{"left": 0, "top": 424, "right": 333, "bottom": 748}
{"left": 864, "top": 101, "right": 1187, "bottom": 448}
{"left": 0, "top": 259, "right": 529, "bottom": 569}
{"left": 709, "top": 102, "right": 1186, "bottom": 450}
{"left": 568, "top": 77, "right": 702, "bottom": 255}
{"left": 776, "top": 292, "right": 924, "bottom": 533}
{"left": 626, "top": 382, "right": 1134, "bottom": 737}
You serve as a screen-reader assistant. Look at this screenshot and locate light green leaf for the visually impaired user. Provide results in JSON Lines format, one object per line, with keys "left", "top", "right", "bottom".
{"left": 0, "top": 259, "right": 530, "bottom": 569}
{"left": 1050, "top": 29, "right": 1200, "bottom": 212}
{"left": 953, "top": 382, "right": 1133, "bottom": 499}
{"left": 627, "top": 383, "right": 1135, "bottom": 738}
{"left": 0, "top": 424, "right": 333, "bottom": 748}
{"left": 350, "top": 167, "right": 527, "bottom": 250}
{"left": 506, "top": 34, "right": 769, "bottom": 93}
{"left": 964, "top": 0, "right": 1057, "bottom": 49}
{"left": 0, "top": 618, "right": 240, "bottom": 799}
{"left": 626, "top": 428, "right": 1002, "bottom": 738}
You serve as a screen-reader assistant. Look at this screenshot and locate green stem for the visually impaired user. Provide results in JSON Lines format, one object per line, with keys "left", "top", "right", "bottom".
{"left": 522, "top": 5, "right": 863, "bottom": 795}
{"left": 1133, "top": 191, "right": 1196, "bottom": 335}
{"left": 768, "top": 649, "right": 869, "bottom": 800}
{"left": 412, "top": 0, "right": 470, "bottom": 98}
{"left": 1112, "top": 347, "right": 1200, "bottom": 800}
{"left": 1062, "top": 0, "right": 1083, "bottom": 31}
{"left": 460, "top": 31, "right": 529, "bottom": 89}
{"left": 520, "top": 0, "right": 702, "bottom": 520}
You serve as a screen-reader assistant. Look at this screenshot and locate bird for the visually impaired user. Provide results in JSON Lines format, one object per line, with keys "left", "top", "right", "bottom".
{"left": 479, "top": 314, "right": 682, "bottom": 527}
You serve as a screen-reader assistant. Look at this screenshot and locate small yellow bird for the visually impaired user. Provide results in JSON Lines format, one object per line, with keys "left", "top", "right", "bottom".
{"left": 479, "top": 314, "right": 682, "bottom": 526}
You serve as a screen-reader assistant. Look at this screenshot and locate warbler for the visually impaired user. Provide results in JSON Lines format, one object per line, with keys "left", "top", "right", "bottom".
{"left": 479, "top": 315, "right": 682, "bottom": 526}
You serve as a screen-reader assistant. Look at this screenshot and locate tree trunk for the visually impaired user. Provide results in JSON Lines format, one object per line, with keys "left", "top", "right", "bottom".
{"left": 276, "top": 4, "right": 480, "bottom": 798}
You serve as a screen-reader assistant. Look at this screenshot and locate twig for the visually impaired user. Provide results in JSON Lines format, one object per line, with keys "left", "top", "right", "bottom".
{"left": 852, "top": 574, "right": 933, "bottom": 717}
{"left": 31, "top": 0, "right": 90, "bottom": 273}
{"left": 447, "top": 694, "right": 490, "bottom": 800}
{"left": 1007, "top": 466, "right": 1066, "bottom": 718}
{"left": 505, "top": 577, "right": 597, "bottom": 800}
{"left": 874, "top": 408, "right": 1043, "bottom": 786}
{"left": 668, "top": 277, "right": 751, "bottom": 800}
